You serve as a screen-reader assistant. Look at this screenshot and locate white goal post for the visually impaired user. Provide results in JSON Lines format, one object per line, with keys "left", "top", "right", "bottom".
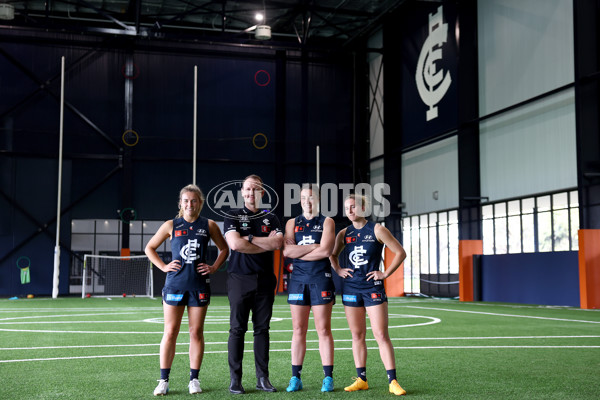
{"left": 82, "top": 254, "right": 153, "bottom": 298}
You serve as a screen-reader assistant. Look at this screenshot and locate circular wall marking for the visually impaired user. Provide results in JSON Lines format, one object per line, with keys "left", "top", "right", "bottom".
{"left": 252, "top": 133, "right": 268, "bottom": 149}
{"left": 122, "top": 130, "right": 139, "bottom": 147}
{"left": 119, "top": 208, "right": 137, "bottom": 223}
{"left": 254, "top": 70, "right": 271, "bottom": 86}
{"left": 16, "top": 256, "right": 30, "bottom": 269}
{"left": 121, "top": 63, "right": 140, "bottom": 80}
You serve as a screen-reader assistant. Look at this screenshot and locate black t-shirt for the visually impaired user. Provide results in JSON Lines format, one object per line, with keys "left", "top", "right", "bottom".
{"left": 223, "top": 207, "right": 282, "bottom": 275}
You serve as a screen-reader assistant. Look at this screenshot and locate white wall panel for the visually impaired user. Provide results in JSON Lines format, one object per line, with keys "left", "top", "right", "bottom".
{"left": 480, "top": 89, "right": 577, "bottom": 201}
{"left": 478, "top": 0, "right": 574, "bottom": 115}
{"left": 402, "top": 137, "right": 458, "bottom": 215}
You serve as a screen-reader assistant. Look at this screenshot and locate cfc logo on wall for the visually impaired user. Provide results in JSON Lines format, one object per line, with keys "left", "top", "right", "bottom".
{"left": 415, "top": 5, "right": 452, "bottom": 122}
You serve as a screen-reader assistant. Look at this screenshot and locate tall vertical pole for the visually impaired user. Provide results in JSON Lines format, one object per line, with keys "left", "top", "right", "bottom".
{"left": 316, "top": 145, "right": 320, "bottom": 188}
{"left": 52, "top": 56, "right": 65, "bottom": 299}
{"left": 121, "top": 53, "right": 134, "bottom": 255}
{"left": 193, "top": 65, "right": 198, "bottom": 186}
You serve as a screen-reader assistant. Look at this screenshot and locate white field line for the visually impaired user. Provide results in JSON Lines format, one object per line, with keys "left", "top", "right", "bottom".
{"left": 2, "top": 344, "right": 600, "bottom": 363}
{"left": 1, "top": 335, "right": 598, "bottom": 351}
{"left": 402, "top": 305, "right": 600, "bottom": 324}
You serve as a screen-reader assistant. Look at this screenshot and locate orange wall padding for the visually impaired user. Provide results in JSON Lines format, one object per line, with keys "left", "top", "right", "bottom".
{"left": 578, "top": 230, "right": 600, "bottom": 309}
{"left": 273, "top": 249, "right": 285, "bottom": 294}
{"left": 384, "top": 247, "right": 405, "bottom": 297}
{"left": 458, "top": 240, "right": 482, "bottom": 302}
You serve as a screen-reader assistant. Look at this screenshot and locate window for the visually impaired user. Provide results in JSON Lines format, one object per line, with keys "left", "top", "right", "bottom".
{"left": 402, "top": 210, "right": 459, "bottom": 294}
{"left": 482, "top": 189, "right": 578, "bottom": 254}
{"left": 402, "top": 189, "right": 578, "bottom": 296}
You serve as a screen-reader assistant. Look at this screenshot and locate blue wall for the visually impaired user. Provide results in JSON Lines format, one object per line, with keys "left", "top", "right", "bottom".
{"left": 480, "top": 252, "right": 580, "bottom": 307}
{"left": 0, "top": 39, "right": 355, "bottom": 297}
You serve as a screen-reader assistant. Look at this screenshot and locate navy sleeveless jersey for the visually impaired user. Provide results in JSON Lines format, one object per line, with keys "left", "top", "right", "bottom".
{"left": 290, "top": 214, "right": 332, "bottom": 283}
{"left": 343, "top": 221, "right": 384, "bottom": 290}
{"left": 166, "top": 216, "right": 211, "bottom": 290}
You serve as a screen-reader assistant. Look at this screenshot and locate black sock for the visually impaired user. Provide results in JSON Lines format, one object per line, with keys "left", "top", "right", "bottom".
{"left": 190, "top": 368, "right": 200, "bottom": 381}
{"left": 387, "top": 369, "right": 397, "bottom": 383}
{"left": 356, "top": 367, "right": 366, "bottom": 381}
{"left": 292, "top": 365, "right": 302, "bottom": 379}
{"left": 160, "top": 368, "right": 170, "bottom": 381}
{"left": 323, "top": 365, "right": 333, "bottom": 378}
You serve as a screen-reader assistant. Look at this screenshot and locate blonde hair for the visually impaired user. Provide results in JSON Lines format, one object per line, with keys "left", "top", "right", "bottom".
{"left": 176, "top": 184, "right": 205, "bottom": 218}
{"left": 345, "top": 193, "right": 370, "bottom": 216}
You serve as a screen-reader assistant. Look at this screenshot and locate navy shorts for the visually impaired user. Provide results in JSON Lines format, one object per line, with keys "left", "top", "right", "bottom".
{"left": 287, "top": 279, "right": 335, "bottom": 306}
{"left": 162, "top": 286, "right": 210, "bottom": 307}
{"left": 342, "top": 286, "right": 387, "bottom": 307}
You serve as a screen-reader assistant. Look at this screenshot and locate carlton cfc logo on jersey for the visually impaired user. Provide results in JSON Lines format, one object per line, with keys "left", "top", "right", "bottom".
{"left": 175, "top": 230, "right": 188, "bottom": 237}
{"left": 295, "top": 226, "right": 304, "bottom": 232}
{"left": 346, "top": 237, "right": 357, "bottom": 244}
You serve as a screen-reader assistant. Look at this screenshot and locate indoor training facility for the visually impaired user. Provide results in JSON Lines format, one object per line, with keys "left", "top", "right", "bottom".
{"left": 1, "top": 1, "right": 599, "bottom": 399}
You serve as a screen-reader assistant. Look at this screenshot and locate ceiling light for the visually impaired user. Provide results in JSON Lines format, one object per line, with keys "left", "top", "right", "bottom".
{"left": 255, "top": 13, "right": 264, "bottom": 22}
{"left": 255, "top": 25, "right": 271, "bottom": 40}
{"left": 0, "top": 3, "right": 14, "bottom": 20}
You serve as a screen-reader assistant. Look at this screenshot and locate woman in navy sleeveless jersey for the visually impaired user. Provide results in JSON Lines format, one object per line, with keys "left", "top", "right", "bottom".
{"left": 282, "top": 184, "right": 336, "bottom": 392}
{"left": 145, "top": 184, "right": 229, "bottom": 396}
{"left": 330, "top": 194, "right": 408, "bottom": 396}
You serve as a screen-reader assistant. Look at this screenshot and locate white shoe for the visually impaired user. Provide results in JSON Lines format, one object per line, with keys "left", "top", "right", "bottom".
{"left": 189, "top": 378, "right": 202, "bottom": 394}
{"left": 154, "top": 379, "right": 169, "bottom": 396}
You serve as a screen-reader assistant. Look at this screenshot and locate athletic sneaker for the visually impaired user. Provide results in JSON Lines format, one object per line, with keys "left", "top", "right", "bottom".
{"left": 286, "top": 376, "right": 303, "bottom": 392}
{"left": 188, "top": 378, "right": 202, "bottom": 394}
{"left": 389, "top": 379, "right": 406, "bottom": 396}
{"left": 153, "top": 379, "right": 169, "bottom": 396}
{"left": 344, "top": 377, "right": 368, "bottom": 392}
{"left": 321, "top": 376, "right": 334, "bottom": 392}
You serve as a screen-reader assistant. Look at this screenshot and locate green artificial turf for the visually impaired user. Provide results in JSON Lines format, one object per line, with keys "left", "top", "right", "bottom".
{"left": 0, "top": 296, "right": 599, "bottom": 399}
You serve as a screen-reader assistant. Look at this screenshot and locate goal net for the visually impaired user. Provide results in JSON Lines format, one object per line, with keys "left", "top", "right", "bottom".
{"left": 82, "top": 254, "right": 153, "bottom": 298}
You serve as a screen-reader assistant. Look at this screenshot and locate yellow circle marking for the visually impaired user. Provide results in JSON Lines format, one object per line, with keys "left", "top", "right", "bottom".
{"left": 122, "top": 130, "right": 139, "bottom": 147}
{"left": 252, "top": 133, "right": 268, "bottom": 150}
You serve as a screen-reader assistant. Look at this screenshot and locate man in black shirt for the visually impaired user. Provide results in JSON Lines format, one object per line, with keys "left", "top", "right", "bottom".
{"left": 223, "top": 174, "right": 283, "bottom": 394}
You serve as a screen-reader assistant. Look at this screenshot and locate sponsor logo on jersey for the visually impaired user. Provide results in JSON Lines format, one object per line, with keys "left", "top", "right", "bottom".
{"left": 312, "top": 225, "right": 322, "bottom": 232}
{"left": 371, "top": 293, "right": 382, "bottom": 300}
{"left": 166, "top": 293, "right": 184, "bottom": 302}
{"left": 345, "top": 236, "right": 357, "bottom": 244}
{"left": 324, "top": 272, "right": 331, "bottom": 278}
{"left": 195, "top": 228, "right": 207, "bottom": 236}
{"left": 175, "top": 230, "right": 188, "bottom": 237}
{"left": 363, "top": 234, "right": 375, "bottom": 242}
{"left": 295, "top": 226, "right": 304, "bottom": 232}
{"left": 342, "top": 294, "right": 357, "bottom": 302}
{"left": 261, "top": 225, "right": 270, "bottom": 233}
{"left": 288, "top": 293, "right": 304, "bottom": 301}
{"left": 374, "top": 280, "right": 383, "bottom": 286}
{"left": 198, "top": 293, "right": 207, "bottom": 300}
{"left": 321, "top": 291, "right": 332, "bottom": 298}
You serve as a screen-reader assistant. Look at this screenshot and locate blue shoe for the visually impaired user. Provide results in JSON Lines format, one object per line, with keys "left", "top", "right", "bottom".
{"left": 321, "top": 376, "right": 334, "bottom": 392}
{"left": 286, "top": 376, "right": 303, "bottom": 392}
